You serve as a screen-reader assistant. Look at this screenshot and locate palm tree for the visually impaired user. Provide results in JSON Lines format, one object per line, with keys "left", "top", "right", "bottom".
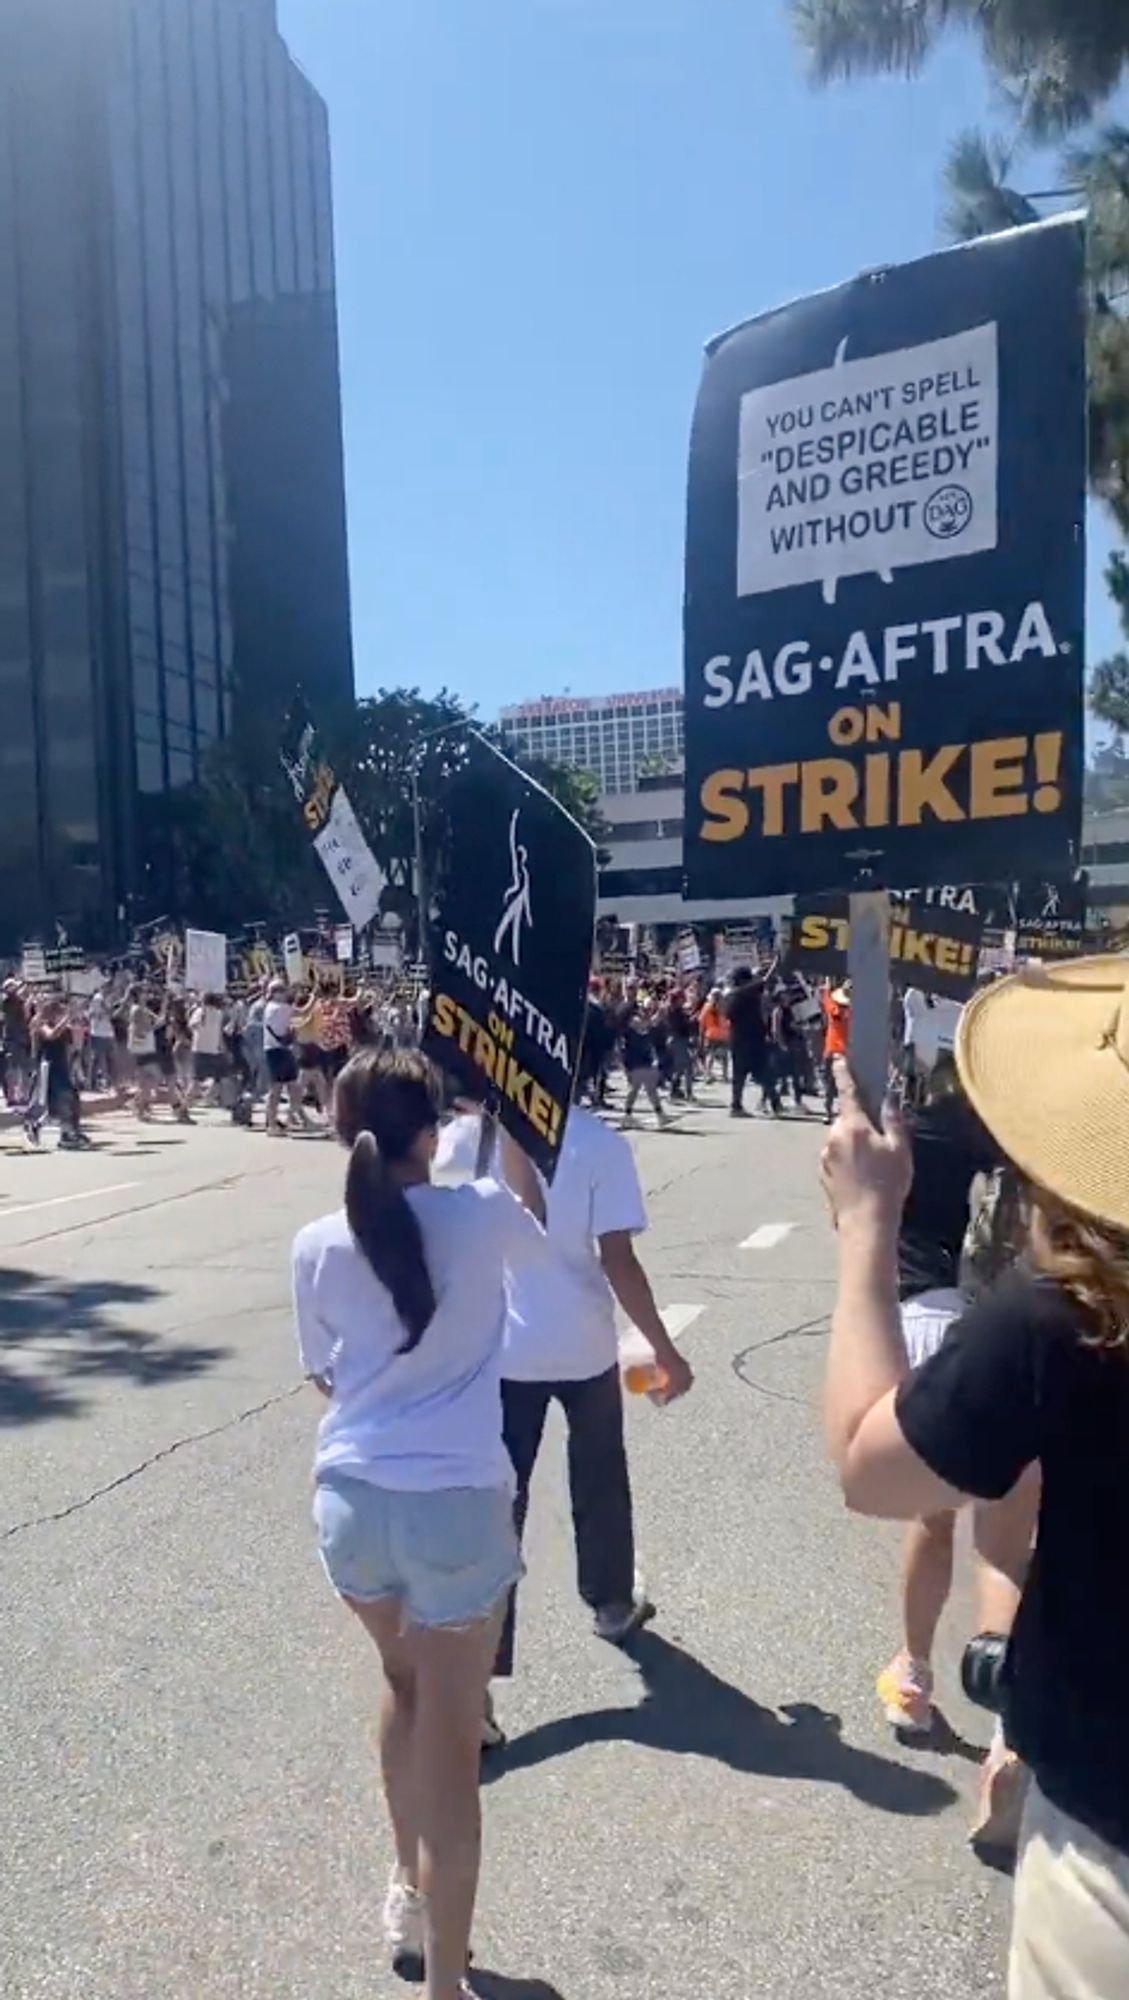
{"left": 940, "top": 131, "right": 1039, "bottom": 241}
{"left": 791, "top": 1, "right": 1129, "bottom": 140}
{"left": 940, "top": 125, "right": 1129, "bottom": 535}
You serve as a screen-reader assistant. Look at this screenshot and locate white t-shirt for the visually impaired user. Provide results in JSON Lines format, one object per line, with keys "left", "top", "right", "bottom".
{"left": 905, "top": 990, "right": 961, "bottom": 1072}
{"left": 191, "top": 1003, "right": 224, "bottom": 1056}
{"left": 902, "top": 988, "right": 928, "bottom": 1049}
{"left": 437, "top": 1107, "right": 647, "bottom": 1383}
{"left": 292, "top": 1179, "right": 544, "bottom": 1492}
{"left": 263, "top": 999, "right": 292, "bottom": 1052}
{"left": 89, "top": 996, "right": 112, "bottom": 1038}
{"left": 127, "top": 1004, "right": 156, "bottom": 1056}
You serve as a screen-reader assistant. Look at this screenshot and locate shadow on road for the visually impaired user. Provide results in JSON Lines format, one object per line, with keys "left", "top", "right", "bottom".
{"left": 486, "top": 1628, "right": 956, "bottom": 1818}
{"left": 0, "top": 1266, "right": 230, "bottom": 1427}
{"left": 473, "top": 1975, "right": 570, "bottom": 1999}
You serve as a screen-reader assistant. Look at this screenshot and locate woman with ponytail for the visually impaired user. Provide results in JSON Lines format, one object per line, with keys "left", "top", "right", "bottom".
{"left": 292, "top": 1050, "right": 544, "bottom": 2000}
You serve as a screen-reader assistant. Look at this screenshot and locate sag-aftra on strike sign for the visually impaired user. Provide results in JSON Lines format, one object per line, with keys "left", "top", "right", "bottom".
{"left": 683, "top": 216, "right": 1086, "bottom": 898}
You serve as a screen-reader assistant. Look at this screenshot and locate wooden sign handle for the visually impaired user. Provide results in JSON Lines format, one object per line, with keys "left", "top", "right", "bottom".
{"left": 847, "top": 889, "right": 891, "bottom": 1127}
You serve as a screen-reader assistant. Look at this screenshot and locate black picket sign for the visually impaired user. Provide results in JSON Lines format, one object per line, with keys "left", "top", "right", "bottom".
{"left": 422, "top": 736, "right": 597, "bottom": 1180}
{"left": 786, "top": 893, "right": 983, "bottom": 1001}
{"left": 1014, "top": 875, "right": 1089, "bottom": 959}
{"left": 684, "top": 216, "right": 1086, "bottom": 901}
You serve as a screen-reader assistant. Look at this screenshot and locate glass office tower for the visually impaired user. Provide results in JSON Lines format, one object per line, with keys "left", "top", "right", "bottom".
{"left": 0, "top": 0, "right": 354, "bottom": 943}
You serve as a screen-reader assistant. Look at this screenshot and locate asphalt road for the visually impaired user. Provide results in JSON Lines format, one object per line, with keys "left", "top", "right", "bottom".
{"left": 0, "top": 1087, "right": 1011, "bottom": 1999}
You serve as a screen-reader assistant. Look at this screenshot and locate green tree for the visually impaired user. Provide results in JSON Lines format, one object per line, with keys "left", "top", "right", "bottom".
{"left": 134, "top": 734, "right": 323, "bottom": 931}
{"left": 791, "top": 1, "right": 1129, "bottom": 141}
{"left": 339, "top": 688, "right": 608, "bottom": 938}
{"left": 787, "top": 6, "right": 1129, "bottom": 742}
{"left": 1089, "top": 550, "right": 1129, "bottom": 740}
{"left": 940, "top": 124, "right": 1129, "bottom": 533}
{"left": 136, "top": 686, "right": 607, "bottom": 937}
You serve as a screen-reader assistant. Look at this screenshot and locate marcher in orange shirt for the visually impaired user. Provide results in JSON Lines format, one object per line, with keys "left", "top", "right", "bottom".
{"left": 698, "top": 987, "right": 730, "bottom": 1083}
{"left": 820, "top": 981, "right": 850, "bottom": 1122}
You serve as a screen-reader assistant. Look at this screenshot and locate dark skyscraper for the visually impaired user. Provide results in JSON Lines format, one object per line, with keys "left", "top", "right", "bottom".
{"left": 0, "top": 0, "right": 354, "bottom": 944}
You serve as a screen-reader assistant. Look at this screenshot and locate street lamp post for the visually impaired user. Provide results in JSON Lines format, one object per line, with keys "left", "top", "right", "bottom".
{"left": 411, "top": 761, "right": 427, "bottom": 970}
{"left": 409, "top": 718, "right": 468, "bottom": 971}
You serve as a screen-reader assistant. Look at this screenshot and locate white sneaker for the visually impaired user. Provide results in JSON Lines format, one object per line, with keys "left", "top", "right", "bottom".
{"left": 383, "top": 1869, "right": 426, "bottom": 1983}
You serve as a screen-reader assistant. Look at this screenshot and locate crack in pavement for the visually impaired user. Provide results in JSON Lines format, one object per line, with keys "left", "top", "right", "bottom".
{"left": 2, "top": 1380, "right": 307, "bottom": 1542}
{"left": 731, "top": 1313, "right": 829, "bottom": 1409}
{"left": 642, "top": 1157, "right": 718, "bottom": 1204}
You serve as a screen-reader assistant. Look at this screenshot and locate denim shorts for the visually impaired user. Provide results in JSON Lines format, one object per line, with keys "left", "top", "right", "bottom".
{"left": 313, "top": 1473, "right": 521, "bottom": 1630}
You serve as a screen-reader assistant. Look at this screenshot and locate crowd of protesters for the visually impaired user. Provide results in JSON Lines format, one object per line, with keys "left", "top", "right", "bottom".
{"left": 578, "top": 961, "right": 852, "bottom": 1126}
{"left": 0, "top": 968, "right": 426, "bottom": 1148}
{"left": 2, "top": 948, "right": 966, "bottom": 1158}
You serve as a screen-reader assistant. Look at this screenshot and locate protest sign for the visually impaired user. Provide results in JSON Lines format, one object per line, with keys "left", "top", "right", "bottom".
{"left": 683, "top": 215, "right": 1086, "bottom": 901}
{"left": 334, "top": 924, "right": 354, "bottom": 964}
{"left": 713, "top": 925, "right": 775, "bottom": 981}
{"left": 280, "top": 696, "right": 385, "bottom": 930}
{"left": 422, "top": 735, "right": 596, "bottom": 1180}
{"left": 370, "top": 937, "right": 402, "bottom": 972}
{"left": 185, "top": 929, "right": 227, "bottom": 994}
{"left": 1015, "top": 875, "right": 1088, "bottom": 959}
{"left": 19, "top": 943, "right": 89, "bottom": 984}
{"left": 64, "top": 966, "right": 103, "bottom": 998}
{"left": 282, "top": 934, "right": 305, "bottom": 987}
{"left": 786, "top": 893, "right": 983, "bottom": 1000}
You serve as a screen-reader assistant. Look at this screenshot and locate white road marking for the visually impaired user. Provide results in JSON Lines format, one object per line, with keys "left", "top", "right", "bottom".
{"left": 740, "top": 1222, "right": 797, "bottom": 1251}
{"left": 0, "top": 1183, "right": 138, "bottom": 1222}
{"left": 660, "top": 1303, "right": 706, "bottom": 1342}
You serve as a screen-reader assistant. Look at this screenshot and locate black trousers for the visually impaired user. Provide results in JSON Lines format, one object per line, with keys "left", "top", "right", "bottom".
{"left": 495, "top": 1366, "right": 635, "bottom": 1678}
{"left": 732, "top": 1042, "right": 778, "bottom": 1113}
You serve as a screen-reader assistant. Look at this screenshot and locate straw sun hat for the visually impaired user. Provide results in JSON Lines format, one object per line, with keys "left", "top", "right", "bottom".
{"left": 956, "top": 955, "right": 1129, "bottom": 1236}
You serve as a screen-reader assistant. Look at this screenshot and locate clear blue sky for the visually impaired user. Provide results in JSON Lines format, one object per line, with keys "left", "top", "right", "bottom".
{"left": 279, "top": 0, "right": 1123, "bottom": 716}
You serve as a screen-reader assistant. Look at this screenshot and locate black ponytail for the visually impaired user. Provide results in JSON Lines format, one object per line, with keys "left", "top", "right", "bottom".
{"left": 336, "top": 1051, "right": 441, "bottom": 1352}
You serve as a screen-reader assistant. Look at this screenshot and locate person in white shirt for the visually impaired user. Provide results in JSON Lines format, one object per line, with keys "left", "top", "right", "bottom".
{"left": 262, "top": 978, "right": 306, "bottom": 1135}
{"left": 292, "top": 1050, "right": 544, "bottom": 2000}
{"left": 126, "top": 985, "right": 161, "bottom": 1118}
{"left": 903, "top": 989, "right": 963, "bottom": 1104}
{"left": 439, "top": 1100, "right": 693, "bottom": 1735}
{"left": 190, "top": 993, "right": 227, "bottom": 1098}
{"left": 87, "top": 990, "right": 114, "bottom": 1092}
{"left": 244, "top": 988, "right": 267, "bottom": 1094}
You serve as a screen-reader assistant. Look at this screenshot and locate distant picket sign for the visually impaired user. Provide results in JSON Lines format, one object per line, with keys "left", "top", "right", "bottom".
{"left": 185, "top": 928, "right": 227, "bottom": 995}
{"left": 1014, "top": 875, "right": 1089, "bottom": 960}
{"left": 280, "top": 696, "right": 385, "bottom": 931}
{"left": 786, "top": 893, "right": 983, "bottom": 1001}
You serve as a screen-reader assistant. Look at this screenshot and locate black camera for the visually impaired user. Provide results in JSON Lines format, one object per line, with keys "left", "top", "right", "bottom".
{"left": 961, "top": 1631, "right": 1009, "bottom": 1714}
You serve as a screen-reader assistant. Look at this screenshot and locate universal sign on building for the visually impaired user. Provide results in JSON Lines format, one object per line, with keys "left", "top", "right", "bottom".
{"left": 683, "top": 216, "right": 1086, "bottom": 899}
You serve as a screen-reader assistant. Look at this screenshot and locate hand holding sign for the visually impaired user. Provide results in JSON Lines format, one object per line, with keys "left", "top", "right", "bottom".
{"left": 820, "top": 1061, "right": 912, "bottom": 1230}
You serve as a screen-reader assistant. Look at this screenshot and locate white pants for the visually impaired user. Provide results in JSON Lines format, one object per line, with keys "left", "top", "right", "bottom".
{"left": 1010, "top": 1783, "right": 1129, "bottom": 1998}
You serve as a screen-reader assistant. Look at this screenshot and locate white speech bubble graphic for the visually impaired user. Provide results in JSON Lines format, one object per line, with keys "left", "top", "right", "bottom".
{"left": 737, "top": 321, "right": 999, "bottom": 605}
